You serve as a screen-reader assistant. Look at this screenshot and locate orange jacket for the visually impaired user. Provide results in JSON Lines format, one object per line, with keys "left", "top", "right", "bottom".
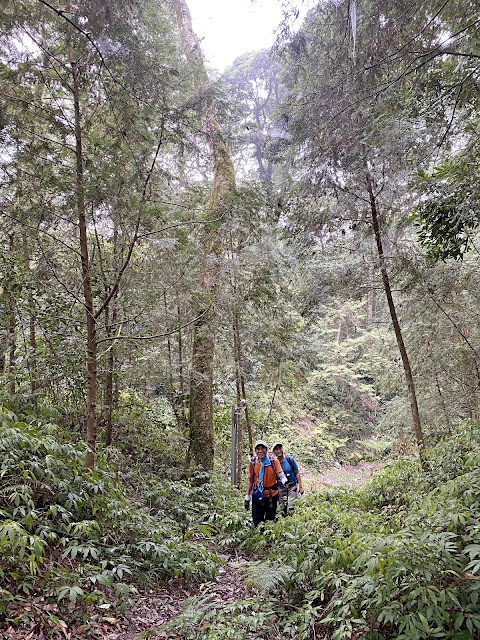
{"left": 249, "top": 457, "right": 283, "bottom": 496}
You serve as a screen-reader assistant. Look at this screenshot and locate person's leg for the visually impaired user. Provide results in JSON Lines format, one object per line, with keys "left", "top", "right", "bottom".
{"left": 277, "top": 484, "right": 287, "bottom": 509}
{"left": 286, "top": 485, "right": 299, "bottom": 514}
{"left": 264, "top": 494, "right": 278, "bottom": 521}
{"left": 252, "top": 495, "right": 266, "bottom": 527}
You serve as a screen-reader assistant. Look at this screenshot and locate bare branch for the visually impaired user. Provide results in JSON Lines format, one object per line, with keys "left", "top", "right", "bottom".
{"left": 96, "top": 303, "right": 213, "bottom": 344}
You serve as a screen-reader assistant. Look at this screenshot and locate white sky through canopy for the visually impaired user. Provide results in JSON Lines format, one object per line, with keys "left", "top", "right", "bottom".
{"left": 186, "top": 0, "right": 289, "bottom": 71}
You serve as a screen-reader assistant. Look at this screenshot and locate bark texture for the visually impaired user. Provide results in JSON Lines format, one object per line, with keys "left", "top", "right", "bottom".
{"left": 103, "top": 301, "right": 116, "bottom": 447}
{"left": 233, "top": 308, "right": 253, "bottom": 456}
{"left": 22, "top": 232, "right": 38, "bottom": 394}
{"left": 177, "top": 299, "right": 187, "bottom": 432}
{"left": 8, "top": 235, "right": 16, "bottom": 396}
{"left": 72, "top": 56, "right": 97, "bottom": 470}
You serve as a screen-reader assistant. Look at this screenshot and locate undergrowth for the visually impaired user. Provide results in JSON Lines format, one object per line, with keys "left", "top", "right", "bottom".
{"left": 156, "top": 423, "right": 480, "bottom": 640}
{"left": 0, "top": 404, "right": 249, "bottom": 635}
{"left": 2, "top": 401, "right": 480, "bottom": 640}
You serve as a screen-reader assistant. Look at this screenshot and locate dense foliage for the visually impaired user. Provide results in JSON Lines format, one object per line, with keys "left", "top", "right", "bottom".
{"left": 164, "top": 424, "right": 480, "bottom": 640}
{"left": 2, "top": 398, "right": 480, "bottom": 639}
{"left": 0, "top": 402, "right": 245, "bottom": 633}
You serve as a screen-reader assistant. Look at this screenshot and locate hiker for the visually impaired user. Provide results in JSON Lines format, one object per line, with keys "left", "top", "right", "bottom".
{"left": 272, "top": 442, "right": 304, "bottom": 515}
{"left": 244, "top": 440, "right": 287, "bottom": 527}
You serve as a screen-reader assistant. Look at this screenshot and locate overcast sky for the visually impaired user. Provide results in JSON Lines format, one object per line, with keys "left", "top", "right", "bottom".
{"left": 186, "top": 0, "right": 311, "bottom": 71}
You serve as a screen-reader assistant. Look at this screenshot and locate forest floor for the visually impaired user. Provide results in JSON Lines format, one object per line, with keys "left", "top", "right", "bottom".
{"left": 110, "top": 461, "right": 381, "bottom": 640}
{"left": 117, "top": 553, "right": 252, "bottom": 640}
{"left": 3, "top": 462, "right": 380, "bottom": 640}
{"left": 315, "top": 460, "right": 382, "bottom": 486}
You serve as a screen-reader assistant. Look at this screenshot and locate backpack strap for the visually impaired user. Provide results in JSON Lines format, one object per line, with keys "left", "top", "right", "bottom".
{"left": 286, "top": 456, "right": 297, "bottom": 482}
{"left": 268, "top": 453, "right": 278, "bottom": 478}
{"left": 251, "top": 454, "right": 279, "bottom": 485}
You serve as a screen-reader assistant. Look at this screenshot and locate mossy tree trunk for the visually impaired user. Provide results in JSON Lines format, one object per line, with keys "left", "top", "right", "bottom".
{"left": 8, "top": 235, "right": 16, "bottom": 396}
{"left": 173, "top": 0, "right": 236, "bottom": 470}
{"left": 21, "top": 231, "right": 38, "bottom": 395}
{"left": 177, "top": 297, "right": 187, "bottom": 433}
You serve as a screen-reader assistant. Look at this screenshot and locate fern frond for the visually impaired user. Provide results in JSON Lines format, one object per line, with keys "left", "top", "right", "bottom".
{"left": 245, "top": 561, "right": 294, "bottom": 594}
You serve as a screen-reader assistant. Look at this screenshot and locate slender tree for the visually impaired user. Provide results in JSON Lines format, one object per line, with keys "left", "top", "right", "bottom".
{"left": 363, "top": 152, "right": 425, "bottom": 455}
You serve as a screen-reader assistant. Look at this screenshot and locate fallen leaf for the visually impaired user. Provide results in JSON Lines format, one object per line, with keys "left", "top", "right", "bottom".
{"left": 76, "top": 625, "right": 90, "bottom": 634}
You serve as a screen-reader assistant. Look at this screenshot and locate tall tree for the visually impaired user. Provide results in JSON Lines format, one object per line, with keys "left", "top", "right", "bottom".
{"left": 0, "top": 0, "right": 194, "bottom": 467}
{"left": 223, "top": 50, "right": 283, "bottom": 181}
{"left": 275, "top": 0, "right": 475, "bottom": 458}
{"left": 172, "top": 0, "right": 236, "bottom": 470}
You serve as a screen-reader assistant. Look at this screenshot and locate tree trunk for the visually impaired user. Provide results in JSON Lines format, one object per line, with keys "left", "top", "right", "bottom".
{"left": 188, "top": 326, "right": 215, "bottom": 467}
{"left": 233, "top": 309, "right": 253, "bottom": 455}
{"left": 164, "top": 292, "right": 182, "bottom": 431}
{"left": 229, "top": 232, "right": 253, "bottom": 458}
{"left": 8, "top": 235, "right": 16, "bottom": 396}
{"left": 8, "top": 306, "right": 15, "bottom": 396}
{"left": 22, "top": 231, "right": 38, "bottom": 394}
{"left": 173, "top": 0, "right": 236, "bottom": 470}
{"left": 366, "top": 262, "right": 376, "bottom": 326}
{"left": 101, "top": 223, "right": 119, "bottom": 446}
{"left": 71, "top": 55, "right": 97, "bottom": 470}
{"left": 0, "top": 334, "right": 6, "bottom": 376}
{"left": 177, "top": 299, "right": 187, "bottom": 432}
{"left": 103, "top": 301, "right": 116, "bottom": 446}
{"left": 364, "top": 155, "right": 426, "bottom": 461}
{"left": 335, "top": 320, "right": 342, "bottom": 344}
{"left": 233, "top": 313, "right": 243, "bottom": 487}
{"left": 434, "top": 367, "right": 451, "bottom": 435}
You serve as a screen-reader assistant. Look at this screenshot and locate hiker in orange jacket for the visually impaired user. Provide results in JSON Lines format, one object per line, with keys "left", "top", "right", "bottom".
{"left": 244, "top": 440, "right": 287, "bottom": 527}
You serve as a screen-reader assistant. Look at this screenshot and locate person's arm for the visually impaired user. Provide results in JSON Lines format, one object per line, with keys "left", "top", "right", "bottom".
{"left": 245, "top": 464, "right": 254, "bottom": 507}
{"left": 295, "top": 468, "right": 304, "bottom": 494}
{"left": 274, "top": 459, "right": 287, "bottom": 485}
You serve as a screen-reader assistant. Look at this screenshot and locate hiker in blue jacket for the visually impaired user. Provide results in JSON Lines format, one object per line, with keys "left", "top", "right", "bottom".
{"left": 272, "top": 442, "right": 304, "bottom": 515}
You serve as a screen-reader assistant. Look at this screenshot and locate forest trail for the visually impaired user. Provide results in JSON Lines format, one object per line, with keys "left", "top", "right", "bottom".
{"left": 109, "top": 552, "right": 252, "bottom": 640}
{"left": 1, "top": 461, "right": 383, "bottom": 640}
{"left": 315, "top": 460, "right": 381, "bottom": 486}
{"left": 102, "top": 463, "right": 381, "bottom": 640}
{"left": 1, "top": 464, "right": 383, "bottom": 640}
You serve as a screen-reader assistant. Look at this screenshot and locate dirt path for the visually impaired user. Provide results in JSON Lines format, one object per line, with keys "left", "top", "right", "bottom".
{"left": 99, "top": 553, "right": 252, "bottom": 640}
{"left": 316, "top": 460, "right": 381, "bottom": 486}
{"left": 101, "top": 462, "right": 382, "bottom": 640}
